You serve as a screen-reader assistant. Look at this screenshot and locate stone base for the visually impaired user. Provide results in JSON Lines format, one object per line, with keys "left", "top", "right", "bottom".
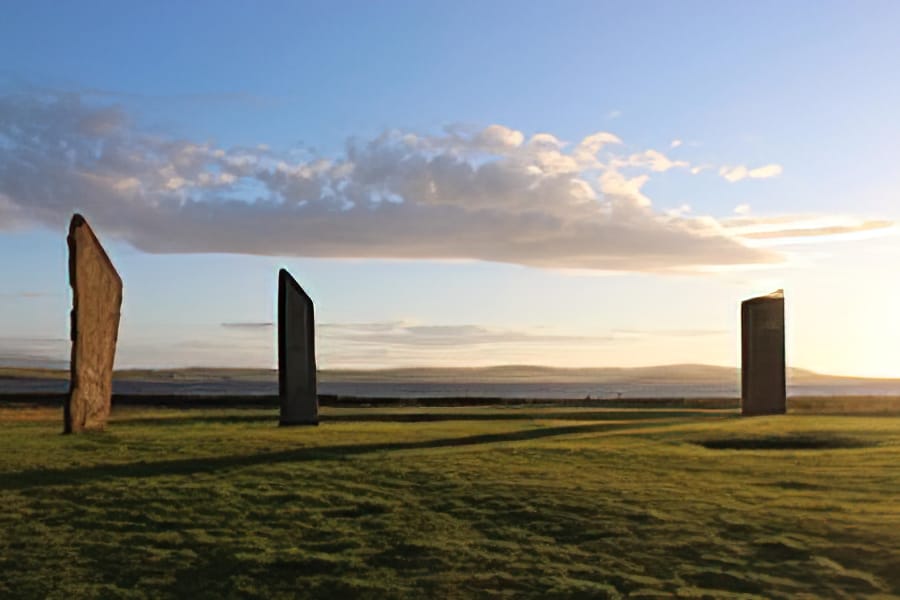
{"left": 279, "top": 419, "right": 320, "bottom": 427}
{"left": 741, "top": 407, "right": 786, "bottom": 417}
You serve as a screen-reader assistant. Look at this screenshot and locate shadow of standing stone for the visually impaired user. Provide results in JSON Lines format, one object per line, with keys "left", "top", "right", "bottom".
{"left": 741, "top": 289, "right": 785, "bottom": 416}
{"left": 278, "top": 269, "right": 318, "bottom": 425}
{"left": 65, "top": 214, "right": 122, "bottom": 433}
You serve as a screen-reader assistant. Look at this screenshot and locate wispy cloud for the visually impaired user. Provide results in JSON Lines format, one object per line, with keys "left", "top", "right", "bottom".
{"left": 316, "top": 321, "right": 622, "bottom": 369}
{"left": 0, "top": 291, "right": 57, "bottom": 298}
{"left": 221, "top": 322, "right": 274, "bottom": 329}
{"left": 613, "top": 328, "right": 727, "bottom": 338}
{"left": 312, "top": 321, "right": 739, "bottom": 369}
{"left": 0, "top": 336, "right": 69, "bottom": 369}
{"left": 719, "top": 163, "right": 783, "bottom": 183}
{"left": 611, "top": 149, "right": 689, "bottom": 173}
{"left": 320, "top": 321, "right": 616, "bottom": 347}
{"left": 723, "top": 215, "right": 895, "bottom": 245}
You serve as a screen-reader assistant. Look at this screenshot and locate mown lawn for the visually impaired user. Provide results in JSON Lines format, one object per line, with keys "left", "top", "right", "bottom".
{"left": 0, "top": 405, "right": 898, "bottom": 599}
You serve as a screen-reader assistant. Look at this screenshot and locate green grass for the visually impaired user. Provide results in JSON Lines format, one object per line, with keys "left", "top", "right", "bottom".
{"left": 1, "top": 405, "right": 899, "bottom": 599}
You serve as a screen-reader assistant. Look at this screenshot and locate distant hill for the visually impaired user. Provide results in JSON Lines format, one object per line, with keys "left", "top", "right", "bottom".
{"left": 321, "top": 364, "right": 900, "bottom": 386}
{"left": 1, "top": 363, "right": 897, "bottom": 386}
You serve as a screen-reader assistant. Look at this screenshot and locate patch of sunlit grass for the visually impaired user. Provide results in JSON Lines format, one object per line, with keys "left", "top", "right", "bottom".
{"left": 0, "top": 406, "right": 898, "bottom": 598}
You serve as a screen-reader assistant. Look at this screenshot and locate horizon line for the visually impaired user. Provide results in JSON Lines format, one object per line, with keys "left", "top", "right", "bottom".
{"left": 2, "top": 362, "right": 900, "bottom": 382}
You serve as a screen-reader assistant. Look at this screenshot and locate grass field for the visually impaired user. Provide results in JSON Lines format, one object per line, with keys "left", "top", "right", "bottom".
{"left": 1, "top": 405, "right": 899, "bottom": 599}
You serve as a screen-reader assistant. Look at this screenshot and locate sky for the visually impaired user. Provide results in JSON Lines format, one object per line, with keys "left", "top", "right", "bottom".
{"left": 1, "top": 1, "right": 899, "bottom": 376}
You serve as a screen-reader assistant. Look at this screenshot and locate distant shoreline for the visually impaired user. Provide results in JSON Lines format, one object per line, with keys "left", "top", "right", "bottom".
{"left": 4, "top": 363, "right": 900, "bottom": 384}
{"left": 3, "top": 392, "right": 900, "bottom": 415}
{"left": 4, "top": 364, "right": 900, "bottom": 405}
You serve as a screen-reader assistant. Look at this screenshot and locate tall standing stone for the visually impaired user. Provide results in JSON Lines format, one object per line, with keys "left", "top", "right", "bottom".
{"left": 278, "top": 269, "right": 318, "bottom": 425}
{"left": 741, "top": 289, "right": 785, "bottom": 416}
{"left": 65, "top": 214, "right": 123, "bottom": 433}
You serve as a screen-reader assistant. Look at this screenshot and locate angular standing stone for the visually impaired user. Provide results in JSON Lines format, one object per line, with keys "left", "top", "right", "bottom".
{"left": 66, "top": 214, "right": 123, "bottom": 433}
{"left": 741, "top": 289, "right": 785, "bottom": 416}
{"left": 278, "top": 269, "right": 318, "bottom": 425}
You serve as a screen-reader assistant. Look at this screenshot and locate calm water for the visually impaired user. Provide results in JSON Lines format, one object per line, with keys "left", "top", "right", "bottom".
{"left": 5, "top": 378, "right": 900, "bottom": 398}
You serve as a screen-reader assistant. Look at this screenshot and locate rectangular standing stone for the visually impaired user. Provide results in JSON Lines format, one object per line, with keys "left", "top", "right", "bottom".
{"left": 278, "top": 269, "right": 318, "bottom": 425}
{"left": 66, "top": 214, "right": 123, "bottom": 433}
{"left": 741, "top": 289, "right": 785, "bottom": 416}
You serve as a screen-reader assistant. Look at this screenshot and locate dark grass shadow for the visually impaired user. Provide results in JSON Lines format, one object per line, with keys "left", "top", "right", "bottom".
{"left": 769, "top": 480, "right": 826, "bottom": 491}
{"left": 110, "top": 414, "right": 274, "bottom": 426}
{"left": 694, "top": 434, "right": 876, "bottom": 451}
{"left": 0, "top": 419, "right": 687, "bottom": 491}
{"left": 681, "top": 570, "right": 766, "bottom": 595}
{"left": 110, "top": 409, "right": 728, "bottom": 427}
{"left": 326, "top": 409, "right": 720, "bottom": 423}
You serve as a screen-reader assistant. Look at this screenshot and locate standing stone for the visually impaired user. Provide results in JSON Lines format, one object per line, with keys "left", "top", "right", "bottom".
{"left": 65, "top": 214, "right": 123, "bottom": 433}
{"left": 741, "top": 289, "right": 785, "bottom": 416}
{"left": 278, "top": 269, "right": 318, "bottom": 425}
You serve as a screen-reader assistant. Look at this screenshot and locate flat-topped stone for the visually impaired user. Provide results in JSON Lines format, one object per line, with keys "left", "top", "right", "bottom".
{"left": 741, "top": 289, "right": 785, "bottom": 416}
{"left": 278, "top": 269, "right": 318, "bottom": 425}
{"left": 66, "top": 214, "right": 123, "bottom": 433}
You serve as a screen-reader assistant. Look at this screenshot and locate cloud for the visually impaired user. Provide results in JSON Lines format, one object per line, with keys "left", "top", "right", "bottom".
{"left": 0, "top": 291, "right": 57, "bottom": 299}
{"left": 315, "top": 321, "right": 626, "bottom": 368}
{"left": 0, "top": 336, "right": 69, "bottom": 369}
{"left": 612, "top": 328, "right": 727, "bottom": 338}
{"left": 613, "top": 149, "right": 689, "bottom": 173}
{"left": 598, "top": 171, "right": 651, "bottom": 208}
{"left": 320, "top": 321, "right": 615, "bottom": 348}
{"left": 722, "top": 215, "right": 895, "bottom": 244}
{"left": 719, "top": 163, "right": 783, "bottom": 183}
{"left": 664, "top": 204, "right": 692, "bottom": 218}
{"left": 743, "top": 221, "right": 892, "bottom": 239}
{"left": 0, "top": 92, "right": 791, "bottom": 272}
{"left": 473, "top": 124, "right": 524, "bottom": 151}
{"left": 318, "top": 321, "right": 734, "bottom": 368}
{"left": 0, "top": 320, "right": 732, "bottom": 370}
{"left": 719, "top": 166, "right": 749, "bottom": 182}
{"left": 572, "top": 131, "right": 621, "bottom": 165}
{"left": 670, "top": 139, "right": 682, "bottom": 149}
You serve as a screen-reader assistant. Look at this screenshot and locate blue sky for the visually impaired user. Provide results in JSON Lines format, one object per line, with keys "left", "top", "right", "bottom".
{"left": 1, "top": 1, "right": 899, "bottom": 375}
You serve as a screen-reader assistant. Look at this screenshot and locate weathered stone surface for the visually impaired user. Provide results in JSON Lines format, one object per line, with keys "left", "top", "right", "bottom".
{"left": 741, "top": 289, "right": 785, "bottom": 416}
{"left": 278, "top": 269, "right": 318, "bottom": 425}
{"left": 66, "top": 214, "right": 123, "bottom": 433}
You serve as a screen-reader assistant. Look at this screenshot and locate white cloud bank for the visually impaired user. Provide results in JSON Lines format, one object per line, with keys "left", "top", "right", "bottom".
{"left": 0, "top": 93, "right": 887, "bottom": 272}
